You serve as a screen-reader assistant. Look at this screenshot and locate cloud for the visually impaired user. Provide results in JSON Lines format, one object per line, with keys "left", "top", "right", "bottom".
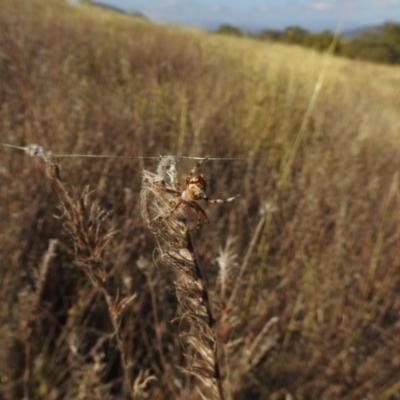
{"left": 312, "top": 2, "right": 331, "bottom": 11}
{"left": 309, "top": 0, "right": 342, "bottom": 12}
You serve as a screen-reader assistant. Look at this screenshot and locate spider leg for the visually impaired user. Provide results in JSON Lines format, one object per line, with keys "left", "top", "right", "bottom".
{"left": 186, "top": 201, "right": 210, "bottom": 225}
{"left": 160, "top": 187, "right": 182, "bottom": 195}
{"left": 186, "top": 158, "right": 208, "bottom": 185}
{"left": 165, "top": 198, "right": 186, "bottom": 220}
{"left": 150, "top": 183, "right": 181, "bottom": 196}
{"left": 152, "top": 179, "right": 185, "bottom": 195}
{"left": 175, "top": 180, "right": 184, "bottom": 191}
{"left": 196, "top": 208, "right": 204, "bottom": 230}
{"left": 203, "top": 194, "right": 240, "bottom": 204}
{"left": 165, "top": 199, "right": 209, "bottom": 229}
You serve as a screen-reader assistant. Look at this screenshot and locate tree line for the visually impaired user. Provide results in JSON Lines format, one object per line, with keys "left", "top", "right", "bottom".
{"left": 216, "top": 22, "right": 400, "bottom": 65}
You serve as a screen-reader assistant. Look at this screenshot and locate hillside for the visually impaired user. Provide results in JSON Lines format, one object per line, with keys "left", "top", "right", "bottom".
{"left": 1, "top": 0, "right": 400, "bottom": 399}
{"left": 341, "top": 24, "right": 385, "bottom": 38}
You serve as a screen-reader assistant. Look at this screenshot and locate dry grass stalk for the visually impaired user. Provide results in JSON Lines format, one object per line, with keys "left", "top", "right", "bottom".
{"left": 3, "top": 1, "right": 400, "bottom": 397}
{"left": 141, "top": 156, "right": 225, "bottom": 400}
{"left": 214, "top": 236, "right": 280, "bottom": 398}
{"left": 22, "top": 238, "right": 58, "bottom": 399}
{"left": 46, "top": 158, "right": 140, "bottom": 397}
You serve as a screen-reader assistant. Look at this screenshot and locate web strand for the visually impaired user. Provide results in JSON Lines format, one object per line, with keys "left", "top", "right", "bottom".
{"left": 0, "top": 142, "right": 266, "bottom": 161}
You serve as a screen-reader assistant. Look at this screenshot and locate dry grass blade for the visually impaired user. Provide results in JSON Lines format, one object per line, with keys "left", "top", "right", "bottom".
{"left": 133, "top": 369, "right": 157, "bottom": 399}
{"left": 46, "top": 159, "right": 135, "bottom": 396}
{"left": 141, "top": 156, "right": 225, "bottom": 400}
{"left": 3, "top": 0, "right": 400, "bottom": 397}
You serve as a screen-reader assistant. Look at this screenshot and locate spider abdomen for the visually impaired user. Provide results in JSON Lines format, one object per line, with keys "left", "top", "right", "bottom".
{"left": 185, "top": 174, "right": 207, "bottom": 200}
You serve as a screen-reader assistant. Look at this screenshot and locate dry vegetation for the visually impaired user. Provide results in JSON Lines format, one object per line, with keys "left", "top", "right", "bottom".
{"left": 1, "top": 0, "right": 400, "bottom": 398}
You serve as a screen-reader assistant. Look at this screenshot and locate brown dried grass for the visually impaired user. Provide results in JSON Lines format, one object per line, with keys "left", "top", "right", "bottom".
{"left": 1, "top": 0, "right": 400, "bottom": 399}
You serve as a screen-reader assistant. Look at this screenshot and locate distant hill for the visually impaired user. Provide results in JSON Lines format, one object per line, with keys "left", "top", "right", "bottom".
{"left": 341, "top": 24, "right": 385, "bottom": 39}
{"left": 92, "top": 1, "right": 126, "bottom": 14}
{"left": 92, "top": 1, "right": 147, "bottom": 19}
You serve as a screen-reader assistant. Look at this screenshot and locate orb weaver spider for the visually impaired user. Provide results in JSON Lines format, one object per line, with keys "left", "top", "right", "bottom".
{"left": 158, "top": 158, "right": 239, "bottom": 229}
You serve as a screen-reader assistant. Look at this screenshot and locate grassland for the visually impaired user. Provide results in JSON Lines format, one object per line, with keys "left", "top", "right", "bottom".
{"left": 1, "top": 0, "right": 400, "bottom": 398}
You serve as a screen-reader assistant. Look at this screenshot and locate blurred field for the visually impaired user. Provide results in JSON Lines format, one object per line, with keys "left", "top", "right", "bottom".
{"left": 1, "top": 0, "right": 400, "bottom": 398}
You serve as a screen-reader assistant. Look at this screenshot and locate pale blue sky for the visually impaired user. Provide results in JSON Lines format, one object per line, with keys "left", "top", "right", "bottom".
{"left": 87, "top": 0, "right": 400, "bottom": 31}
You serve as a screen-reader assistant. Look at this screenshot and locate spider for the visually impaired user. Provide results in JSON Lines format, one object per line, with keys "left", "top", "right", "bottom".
{"left": 158, "top": 158, "right": 239, "bottom": 229}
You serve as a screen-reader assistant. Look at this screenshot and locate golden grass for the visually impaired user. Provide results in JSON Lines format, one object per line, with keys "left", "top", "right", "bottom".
{"left": 1, "top": 0, "right": 400, "bottom": 398}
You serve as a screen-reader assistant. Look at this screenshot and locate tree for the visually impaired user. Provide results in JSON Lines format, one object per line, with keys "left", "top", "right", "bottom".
{"left": 216, "top": 24, "right": 243, "bottom": 37}
{"left": 257, "top": 29, "right": 282, "bottom": 41}
{"left": 378, "top": 22, "right": 400, "bottom": 64}
{"left": 304, "top": 30, "right": 337, "bottom": 52}
{"left": 282, "top": 26, "right": 308, "bottom": 44}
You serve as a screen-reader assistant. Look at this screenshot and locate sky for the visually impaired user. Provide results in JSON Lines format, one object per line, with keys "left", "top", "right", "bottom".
{"left": 84, "top": 0, "right": 400, "bottom": 32}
